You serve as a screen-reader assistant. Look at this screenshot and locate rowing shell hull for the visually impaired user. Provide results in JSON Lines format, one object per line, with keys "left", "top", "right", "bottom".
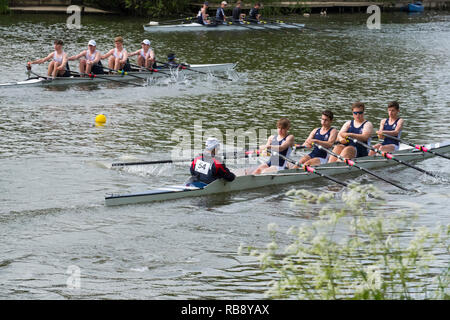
{"left": 0, "top": 63, "right": 236, "bottom": 87}
{"left": 143, "top": 22, "right": 305, "bottom": 32}
{"left": 104, "top": 141, "right": 450, "bottom": 206}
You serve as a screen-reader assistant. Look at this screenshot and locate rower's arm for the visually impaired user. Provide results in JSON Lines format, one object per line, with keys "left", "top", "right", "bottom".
{"left": 311, "top": 128, "right": 337, "bottom": 149}
{"left": 303, "top": 129, "right": 317, "bottom": 148}
{"left": 337, "top": 121, "right": 351, "bottom": 144}
{"left": 28, "top": 52, "right": 53, "bottom": 65}
{"left": 149, "top": 49, "right": 155, "bottom": 60}
{"left": 101, "top": 49, "right": 113, "bottom": 59}
{"left": 270, "top": 135, "right": 295, "bottom": 152}
{"left": 128, "top": 50, "right": 140, "bottom": 57}
{"left": 379, "top": 118, "right": 404, "bottom": 137}
{"left": 347, "top": 121, "right": 373, "bottom": 141}
{"left": 377, "top": 119, "right": 386, "bottom": 139}
{"left": 68, "top": 51, "right": 86, "bottom": 61}
{"left": 56, "top": 53, "right": 69, "bottom": 70}
{"left": 93, "top": 51, "right": 102, "bottom": 64}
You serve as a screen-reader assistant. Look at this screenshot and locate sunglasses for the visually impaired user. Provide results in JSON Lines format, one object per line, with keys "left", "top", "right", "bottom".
{"left": 353, "top": 111, "right": 364, "bottom": 115}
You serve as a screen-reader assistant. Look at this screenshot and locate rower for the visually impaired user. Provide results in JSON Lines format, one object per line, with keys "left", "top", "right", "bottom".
{"left": 197, "top": 2, "right": 211, "bottom": 25}
{"left": 369, "top": 101, "right": 404, "bottom": 155}
{"left": 215, "top": 1, "right": 228, "bottom": 24}
{"left": 67, "top": 40, "right": 104, "bottom": 76}
{"left": 101, "top": 36, "right": 131, "bottom": 72}
{"left": 232, "top": 1, "right": 246, "bottom": 23}
{"left": 253, "top": 118, "right": 295, "bottom": 174}
{"left": 187, "top": 137, "right": 236, "bottom": 188}
{"left": 248, "top": 2, "right": 262, "bottom": 23}
{"left": 293, "top": 110, "right": 337, "bottom": 167}
{"left": 128, "top": 39, "right": 156, "bottom": 69}
{"left": 27, "top": 39, "right": 71, "bottom": 78}
{"left": 328, "top": 102, "right": 374, "bottom": 162}
{"left": 165, "top": 53, "right": 179, "bottom": 67}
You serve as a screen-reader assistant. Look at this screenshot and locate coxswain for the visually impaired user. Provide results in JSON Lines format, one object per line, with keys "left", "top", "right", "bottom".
{"left": 294, "top": 110, "right": 337, "bottom": 167}
{"left": 328, "top": 102, "right": 373, "bottom": 162}
{"left": 253, "top": 118, "right": 295, "bottom": 174}
{"left": 248, "top": 2, "right": 262, "bottom": 23}
{"left": 27, "top": 39, "right": 71, "bottom": 78}
{"left": 197, "top": 2, "right": 211, "bottom": 25}
{"left": 232, "top": 1, "right": 246, "bottom": 23}
{"left": 101, "top": 36, "right": 131, "bottom": 72}
{"left": 128, "top": 39, "right": 156, "bottom": 69}
{"left": 187, "top": 137, "right": 236, "bottom": 188}
{"left": 369, "top": 101, "right": 404, "bottom": 155}
{"left": 67, "top": 40, "right": 104, "bottom": 76}
{"left": 216, "top": 1, "right": 228, "bottom": 23}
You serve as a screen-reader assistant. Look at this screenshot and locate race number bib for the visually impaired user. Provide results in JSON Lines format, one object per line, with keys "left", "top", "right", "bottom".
{"left": 195, "top": 160, "right": 211, "bottom": 175}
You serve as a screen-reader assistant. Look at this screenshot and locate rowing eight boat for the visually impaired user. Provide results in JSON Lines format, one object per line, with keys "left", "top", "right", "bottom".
{"left": 0, "top": 63, "right": 236, "bottom": 87}
{"left": 104, "top": 141, "right": 450, "bottom": 206}
{"left": 143, "top": 22, "right": 305, "bottom": 32}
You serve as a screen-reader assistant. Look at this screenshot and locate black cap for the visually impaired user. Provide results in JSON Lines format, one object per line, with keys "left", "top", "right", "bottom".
{"left": 168, "top": 53, "right": 176, "bottom": 60}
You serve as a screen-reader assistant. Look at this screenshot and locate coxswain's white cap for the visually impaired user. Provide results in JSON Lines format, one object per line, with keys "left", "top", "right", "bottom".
{"left": 221, "top": 1, "right": 228, "bottom": 5}
{"left": 142, "top": 39, "right": 151, "bottom": 45}
{"left": 205, "top": 137, "right": 220, "bottom": 151}
{"left": 88, "top": 40, "right": 96, "bottom": 46}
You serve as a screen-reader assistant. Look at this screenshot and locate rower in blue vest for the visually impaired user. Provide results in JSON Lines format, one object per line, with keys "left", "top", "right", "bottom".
{"left": 369, "top": 101, "right": 404, "bottom": 155}
{"left": 215, "top": 1, "right": 228, "bottom": 23}
{"left": 197, "top": 2, "right": 211, "bottom": 25}
{"left": 253, "top": 118, "right": 295, "bottom": 174}
{"left": 328, "top": 101, "right": 374, "bottom": 162}
{"left": 295, "top": 110, "right": 338, "bottom": 166}
{"left": 187, "top": 137, "right": 236, "bottom": 188}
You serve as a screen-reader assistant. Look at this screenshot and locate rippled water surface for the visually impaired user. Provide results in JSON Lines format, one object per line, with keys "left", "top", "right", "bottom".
{"left": 0, "top": 11, "right": 449, "bottom": 299}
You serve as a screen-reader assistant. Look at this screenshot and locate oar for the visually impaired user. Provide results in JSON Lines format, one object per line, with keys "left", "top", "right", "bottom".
{"left": 382, "top": 133, "right": 450, "bottom": 161}
{"left": 129, "top": 63, "right": 172, "bottom": 77}
{"left": 271, "top": 151, "right": 348, "bottom": 187}
{"left": 313, "top": 143, "right": 411, "bottom": 191}
{"left": 101, "top": 65, "right": 146, "bottom": 80}
{"left": 157, "top": 16, "right": 195, "bottom": 24}
{"left": 26, "top": 65, "right": 51, "bottom": 80}
{"left": 350, "top": 138, "right": 440, "bottom": 178}
{"left": 112, "top": 149, "right": 264, "bottom": 167}
{"left": 155, "top": 60, "right": 233, "bottom": 81}
{"left": 67, "top": 69, "right": 145, "bottom": 87}
{"left": 263, "top": 18, "right": 318, "bottom": 31}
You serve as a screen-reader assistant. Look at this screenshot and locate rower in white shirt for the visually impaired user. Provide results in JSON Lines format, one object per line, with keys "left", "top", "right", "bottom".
{"left": 101, "top": 36, "right": 131, "bottom": 71}
{"left": 27, "top": 39, "right": 71, "bottom": 78}
{"left": 68, "top": 40, "right": 104, "bottom": 76}
{"left": 128, "top": 39, "right": 156, "bottom": 69}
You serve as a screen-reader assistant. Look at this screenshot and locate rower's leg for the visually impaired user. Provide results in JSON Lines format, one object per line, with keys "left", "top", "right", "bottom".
{"left": 137, "top": 56, "right": 144, "bottom": 67}
{"left": 340, "top": 146, "right": 357, "bottom": 160}
{"left": 262, "top": 166, "right": 278, "bottom": 174}
{"left": 304, "top": 158, "right": 321, "bottom": 166}
{"left": 85, "top": 62, "right": 92, "bottom": 75}
{"left": 52, "top": 62, "right": 61, "bottom": 77}
{"left": 379, "top": 144, "right": 396, "bottom": 153}
{"left": 79, "top": 59, "right": 86, "bottom": 76}
{"left": 108, "top": 57, "right": 115, "bottom": 71}
{"left": 252, "top": 163, "right": 269, "bottom": 175}
{"left": 293, "top": 155, "right": 311, "bottom": 168}
{"left": 48, "top": 61, "right": 55, "bottom": 76}
{"left": 328, "top": 144, "right": 345, "bottom": 163}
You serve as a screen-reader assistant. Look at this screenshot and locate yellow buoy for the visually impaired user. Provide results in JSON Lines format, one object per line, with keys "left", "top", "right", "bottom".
{"left": 95, "top": 114, "right": 106, "bottom": 124}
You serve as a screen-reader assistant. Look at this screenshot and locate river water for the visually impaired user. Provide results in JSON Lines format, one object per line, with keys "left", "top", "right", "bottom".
{"left": 0, "top": 11, "right": 449, "bottom": 299}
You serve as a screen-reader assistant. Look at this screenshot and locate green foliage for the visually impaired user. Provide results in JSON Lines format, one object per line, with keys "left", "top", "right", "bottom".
{"left": 84, "top": 0, "right": 193, "bottom": 16}
{"left": 239, "top": 184, "right": 449, "bottom": 299}
{"left": 0, "top": 0, "right": 10, "bottom": 14}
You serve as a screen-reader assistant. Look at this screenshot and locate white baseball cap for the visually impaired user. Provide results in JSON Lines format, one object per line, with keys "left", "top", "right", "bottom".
{"left": 88, "top": 40, "right": 96, "bottom": 46}
{"left": 205, "top": 137, "right": 221, "bottom": 151}
{"left": 221, "top": 1, "right": 228, "bottom": 5}
{"left": 142, "top": 39, "right": 151, "bottom": 45}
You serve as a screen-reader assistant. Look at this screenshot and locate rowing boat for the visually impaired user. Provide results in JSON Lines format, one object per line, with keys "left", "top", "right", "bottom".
{"left": 104, "top": 141, "right": 450, "bottom": 206}
{"left": 143, "top": 21, "right": 305, "bottom": 33}
{"left": 0, "top": 63, "right": 236, "bottom": 87}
